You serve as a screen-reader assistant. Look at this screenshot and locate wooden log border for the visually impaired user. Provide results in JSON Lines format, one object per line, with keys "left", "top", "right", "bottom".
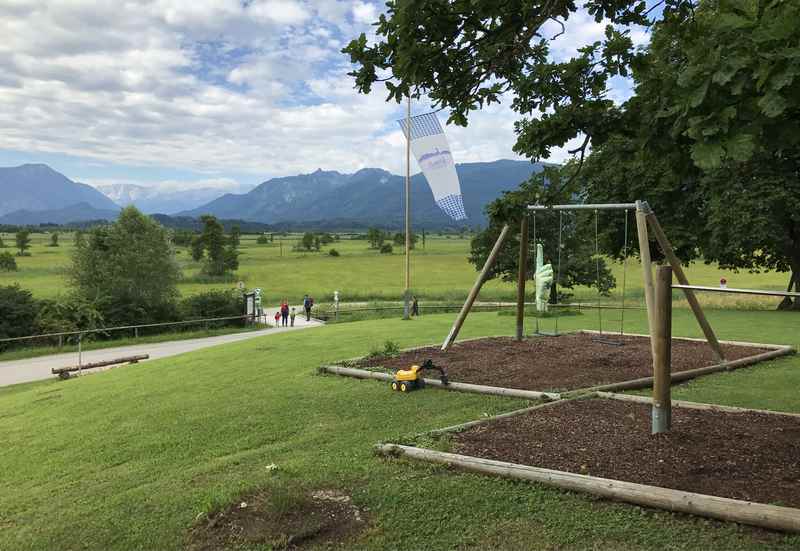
{"left": 318, "top": 365, "right": 561, "bottom": 401}
{"left": 323, "top": 333, "right": 792, "bottom": 401}
{"left": 375, "top": 443, "right": 800, "bottom": 534}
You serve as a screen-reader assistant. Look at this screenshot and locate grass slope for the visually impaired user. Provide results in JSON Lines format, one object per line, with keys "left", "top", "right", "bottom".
{"left": 1, "top": 311, "right": 799, "bottom": 550}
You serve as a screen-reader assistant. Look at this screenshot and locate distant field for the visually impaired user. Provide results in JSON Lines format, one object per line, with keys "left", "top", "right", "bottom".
{"left": 0, "top": 231, "right": 793, "bottom": 309}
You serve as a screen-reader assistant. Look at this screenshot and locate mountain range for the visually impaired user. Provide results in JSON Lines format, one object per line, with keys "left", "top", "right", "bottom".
{"left": 0, "top": 164, "right": 119, "bottom": 217}
{"left": 180, "top": 159, "right": 544, "bottom": 228}
{"left": 0, "top": 160, "right": 544, "bottom": 229}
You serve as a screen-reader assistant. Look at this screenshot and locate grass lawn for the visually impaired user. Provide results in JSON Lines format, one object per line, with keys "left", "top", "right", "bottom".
{"left": 1, "top": 232, "right": 794, "bottom": 309}
{"left": 1, "top": 309, "right": 799, "bottom": 550}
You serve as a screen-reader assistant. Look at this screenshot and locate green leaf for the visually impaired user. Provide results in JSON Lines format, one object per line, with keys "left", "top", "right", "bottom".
{"left": 688, "top": 80, "right": 710, "bottom": 108}
{"left": 724, "top": 133, "right": 756, "bottom": 162}
{"left": 690, "top": 141, "right": 726, "bottom": 170}
{"left": 758, "top": 91, "right": 788, "bottom": 117}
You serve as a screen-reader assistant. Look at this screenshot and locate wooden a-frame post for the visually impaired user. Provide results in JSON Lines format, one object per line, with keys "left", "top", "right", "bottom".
{"left": 516, "top": 215, "right": 529, "bottom": 341}
{"left": 442, "top": 224, "right": 510, "bottom": 351}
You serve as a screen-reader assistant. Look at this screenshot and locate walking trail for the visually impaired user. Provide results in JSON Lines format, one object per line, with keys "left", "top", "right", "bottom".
{"left": 0, "top": 306, "right": 322, "bottom": 388}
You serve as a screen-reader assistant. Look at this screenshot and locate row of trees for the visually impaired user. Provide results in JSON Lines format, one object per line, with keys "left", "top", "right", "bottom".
{"left": 346, "top": 0, "right": 800, "bottom": 307}
{"left": 366, "top": 228, "right": 420, "bottom": 250}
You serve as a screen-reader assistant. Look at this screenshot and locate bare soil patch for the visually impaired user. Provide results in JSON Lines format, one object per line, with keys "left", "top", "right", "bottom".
{"left": 354, "top": 334, "right": 772, "bottom": 392}
{"left": 187, "top": 487, "right": 366, "bottom": 551}
{"left": 452, "top": 398, "right": 800, "bottom": 507}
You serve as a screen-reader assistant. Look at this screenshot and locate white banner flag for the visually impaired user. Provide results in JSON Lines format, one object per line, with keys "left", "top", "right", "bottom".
{"left": 398, "top": 112, "right": 467, "bottom": 220}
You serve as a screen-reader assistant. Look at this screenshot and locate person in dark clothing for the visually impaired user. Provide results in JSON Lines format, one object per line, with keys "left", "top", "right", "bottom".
{"left": 303, "top": 294, "right": 313, "bottom": 321}
{"left": 280, "top": 300, "right": 289, "bottom": 327}
{"left": 411, "top": 295, "right": 419, "bottom": 316}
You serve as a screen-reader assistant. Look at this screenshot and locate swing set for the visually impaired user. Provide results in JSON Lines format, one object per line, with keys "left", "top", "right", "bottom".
{"left": 441, "top": 200, "right": 727, "bottom": 365}
{"left": 528, "top": 203, "right": 631, "bottom": 342}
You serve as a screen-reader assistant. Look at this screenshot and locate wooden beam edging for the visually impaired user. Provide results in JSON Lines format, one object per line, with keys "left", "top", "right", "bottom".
{"left": 51, "top": 354, "right": 150, "bottom": 374}
{"left": 375, "top": 444, "right": 800, "bottom": 534}
{"left": 597, "top": 391, "right": 800, "bottom": 419}
{"left": 564, "top": 346, "right": 795, "bottom": 397}
{"left": 421, "top": 396, "right": 591, "bottom": 438}
{"left": 579, "top": 330, "right": 793, "bottom": 351}
{"left": 318, "top": 365, "right": 561, "bottom": 401}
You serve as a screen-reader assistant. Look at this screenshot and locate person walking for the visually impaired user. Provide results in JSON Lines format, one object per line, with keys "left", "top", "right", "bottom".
{"left": 303, "top": 294, "right": 313, "bottom": 321}
{"left": 274, "top": 311, "right": 281, "bottom": 325}
{"left": 281, "top": 300, "right": 289, "bottom": 327}
{"left": 411, "top": 295, "right": 419, "bottom": 316}
{"left": 290, "top": 307, "right": 296, "bottom": 327}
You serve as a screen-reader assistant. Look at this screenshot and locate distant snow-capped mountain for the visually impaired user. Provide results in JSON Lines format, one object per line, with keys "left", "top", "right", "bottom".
{"left": 93, "top": 182, "right": 255, "bottom": 214}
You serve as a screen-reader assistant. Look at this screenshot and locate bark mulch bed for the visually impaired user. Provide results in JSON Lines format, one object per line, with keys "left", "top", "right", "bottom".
{"left": 354, "top": 334, "right": 772, "bottom": 392}
{"left": 452, "top": 398, "right": 800, "bottom": 508}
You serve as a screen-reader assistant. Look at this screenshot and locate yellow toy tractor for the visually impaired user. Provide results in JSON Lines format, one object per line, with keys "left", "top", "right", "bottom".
{"left": 391, "top": 359, "right": 449, "bottom": 392}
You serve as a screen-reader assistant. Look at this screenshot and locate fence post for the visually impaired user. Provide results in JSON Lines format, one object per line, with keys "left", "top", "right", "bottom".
{"left": 652, "top": 265, "right": 673, "bottom": 435}
{"left": 77, "top": 333, "right": 83, "bottom": 377}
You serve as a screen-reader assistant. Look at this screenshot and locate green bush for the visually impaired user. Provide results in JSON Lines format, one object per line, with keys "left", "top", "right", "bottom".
{"left": 379, "top": 243, "right": 393, "bottom": 254}
{"left": 36, "top": 294, "right": 105, "bottom": 339}
{"left": 0, "top": 285, "right": 39, "bottom": 344}
{"left": 0, "top": 252, "right": 17, "bottom": 271}
{"left": 328, "top": 248, "right": 340, "bottom": 257}
{"left": 178, "top": 290, "right": 244, "bottom": 325}
{"left": 256, "top": 234, "right": 269, "bottom": 244}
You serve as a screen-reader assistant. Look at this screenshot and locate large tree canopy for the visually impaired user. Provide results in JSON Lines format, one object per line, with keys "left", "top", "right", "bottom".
{"left": 70, "top": 207, "right": 181, "bottom": 325}
{"left": 344, "top": 0, "right": 800, "bottom": 306}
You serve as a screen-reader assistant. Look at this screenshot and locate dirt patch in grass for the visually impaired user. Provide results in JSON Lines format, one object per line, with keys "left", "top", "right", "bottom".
{"left": 452, "top": 398, "right": 800, "bottom": 507}
{"left": 354, "top": 334, "right": 773, "bottom": 392}
{"left": 187, "top": 486, "right": 366, "bottom": 550}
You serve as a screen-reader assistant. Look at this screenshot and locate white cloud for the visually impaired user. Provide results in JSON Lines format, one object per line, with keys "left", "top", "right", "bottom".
{"left": 0, "top": 0, "right": 641, "bottom": 182}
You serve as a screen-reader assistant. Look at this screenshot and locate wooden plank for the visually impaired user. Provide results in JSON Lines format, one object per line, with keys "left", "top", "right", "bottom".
{"left": 571, "top": 346, "right": 795, "bottom": 395}
{"left": 646, "top": 212, "right": 725, "bottom": 361}
{"left": 442, "top": 224, "right": 510, "bottom": 351}
{"left": 597, "top": 392, "right": 800, "bottom": 419}
{"left": 318, "top": 365, "right": 561, "bottom": 401}
{"left": 579, "top": 329, "right": 792, "bottom": 351}
{"left": 516, "top": 216, "right": 529, "bottom": 341}
{"left": 634, "top": 201, "right": 656, "bottom": 352}
{"left": 52, "top": 354, "right": 149, "bottom": 374}
{"left": 377, "top": 444, "right": 800, "bottom": 533}
{"left": 652, "top": 266, "right": 672, "bottom": 434}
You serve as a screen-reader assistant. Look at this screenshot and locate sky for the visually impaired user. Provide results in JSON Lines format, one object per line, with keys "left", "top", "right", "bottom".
{"left": 0, "top": 1, "right": 651, "bottom": 191}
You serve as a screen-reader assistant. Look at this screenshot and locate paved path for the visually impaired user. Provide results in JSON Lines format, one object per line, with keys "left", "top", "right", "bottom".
{"left": 0, "top": 310, "right": 322, "bottom": 388}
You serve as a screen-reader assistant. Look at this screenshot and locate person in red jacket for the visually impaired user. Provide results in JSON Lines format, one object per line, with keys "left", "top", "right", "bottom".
{"left": 274, "top": 311, "right": 281, "bottom": 325}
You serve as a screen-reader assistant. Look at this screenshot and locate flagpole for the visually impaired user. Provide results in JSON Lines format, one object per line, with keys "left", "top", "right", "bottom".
{"left": 403, "top": 94, "right": 411, "bottom": 320}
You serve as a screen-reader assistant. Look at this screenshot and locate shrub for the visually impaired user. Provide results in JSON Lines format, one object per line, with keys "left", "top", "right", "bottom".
{"left": 379, "top": 243, "right": 393, "bottom": 254}
{"left": 0, "top": 252, "right": 17, "bottom": 271}
{"left": 179, "top": 289, "right": 244, "bottom": 325}
{"left": 36, "top": 294, "right": 104, "bottom": 338}
{"left": 328, "top": 248, "right": 340, "bottom": 257}
{"left": 256, "top": 234, "right": 269, "bottom": 244}
{"left": 0, "top": 285, "right": 39, "bottom": 344}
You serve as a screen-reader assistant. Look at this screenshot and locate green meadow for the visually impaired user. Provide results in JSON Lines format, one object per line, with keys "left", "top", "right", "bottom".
{"left": 1, "top": 309, "right": 799, "bottom": 550}
{"left": 0, "top": 231, "right": 793, "bottom": 309}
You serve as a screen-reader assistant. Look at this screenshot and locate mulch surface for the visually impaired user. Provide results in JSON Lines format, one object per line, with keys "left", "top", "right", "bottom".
{"left": 355, "top": 334, "right": 772, "bottom": 392}
{"left": 453, "top": 399, "right": 800, "bottom": 507}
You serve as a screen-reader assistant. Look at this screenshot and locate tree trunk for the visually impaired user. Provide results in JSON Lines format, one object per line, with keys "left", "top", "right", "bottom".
{"left": 778, "top": 270, "right": 798, "bottom": 310}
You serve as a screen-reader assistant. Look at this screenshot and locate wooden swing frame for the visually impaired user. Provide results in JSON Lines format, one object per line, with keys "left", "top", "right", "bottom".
{"left": 440, "top": 200, "right": 726, "bottom": 365}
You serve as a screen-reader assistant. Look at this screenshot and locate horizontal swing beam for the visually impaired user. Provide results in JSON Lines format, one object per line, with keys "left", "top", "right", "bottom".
{"left": 527, "top": 203, "right": 638, "bottom": 211}
{"left": 672, "top": 284, "right": 800, "bottom": 299}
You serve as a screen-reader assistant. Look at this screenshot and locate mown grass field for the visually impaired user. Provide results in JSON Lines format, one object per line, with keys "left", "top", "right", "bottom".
{"left": 1, "top": 231, "right": 794, "bottom": 310}
{"left": 1, "top": 308, "right": 799, "bottom": 550}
